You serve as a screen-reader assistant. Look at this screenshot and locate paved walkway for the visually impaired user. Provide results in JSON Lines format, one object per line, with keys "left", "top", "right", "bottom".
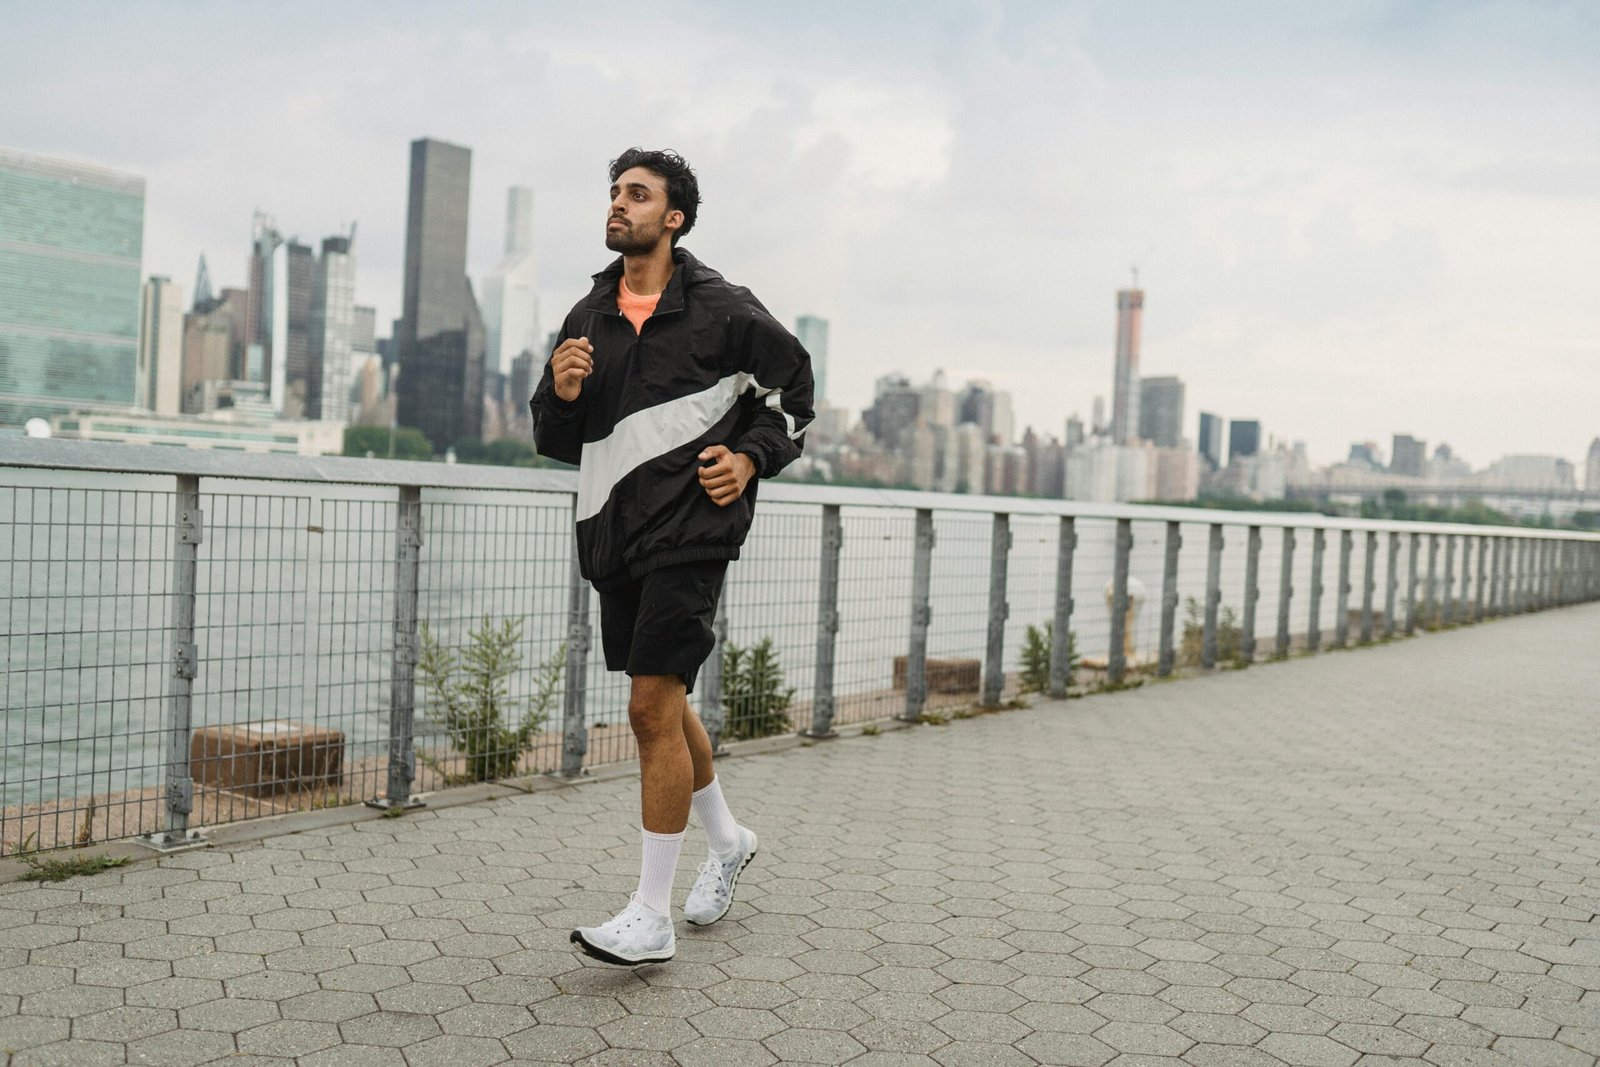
{"left": 1, "top": 605, "right": 1597, "bottom": 1067}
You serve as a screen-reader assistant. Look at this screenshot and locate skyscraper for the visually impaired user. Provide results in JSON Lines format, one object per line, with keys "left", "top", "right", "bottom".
{"left": 396, "top": 137, "right": 485, "bottom": 451}
{"left": 310, "top": 233, "right": 356, "bottom": 422}
{"left": 245, "top": 211, "right": 280, "bottom": 386}
{"left": 1229, "top": 419, "right": 1261, "bottom": 463}
{"left": 1586, "top": 438, "right": 1600, "bottom": 493}
{"left": 795, "top": 315, "right": 829, "bottom": 405}
{"left": 1110, "top": 288, "right": 1143, "bottom": 445}
{"left": 1198, "top": 412, "right": 1224, "bottom": 470}
{"left": 1137, "top": 374, "right": 1184, "bottom": 448}
{"left": 181, "top": 289, "right": 244, "bottom": 409}
{"left": 0, "top": 147, "right": 145, "bottom": 427}
{"left": 482, "top": 186, "right": 540, "bottom": 378}
{"left": 957, "top": 379, "right": 1015, "bottom": 445}
{"left": 192, "top": 254, "right": 214, "bottom": 310}
{"left": 1391, "top": 434, "right": 1426, "bottom": 478}
{"left": 864, "top": 374, "right": 920, "bottom": 450}
{"left": 136, "top": 276, "right": 184, "bottom": 415}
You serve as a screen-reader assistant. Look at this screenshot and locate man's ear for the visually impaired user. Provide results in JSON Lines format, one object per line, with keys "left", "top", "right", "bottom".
{"left": 665, "top": 209, "right": 684, "bottom": 235}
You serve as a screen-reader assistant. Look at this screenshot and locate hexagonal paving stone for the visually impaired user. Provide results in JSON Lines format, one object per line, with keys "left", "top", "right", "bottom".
{"left": 237, "top": 1019, "right": 343, "bottom": 1057}
{"left": 339, "top": 1011, "right": 443, "bottom": 1048}
{"left": 502, "top": 1022, "right": 608, "bottom": 1061}
{"left": 75, "top": 1006, "right": 178, "bottom": 1043}
{"left": 123, "top": 1027, "right": 238, "bottom": 1066}
{"left": 690, "top": 1006, "right": 787, "bottom": 1041}
{"left": 178, "top": 996, "right": 282, "bottom": 1032}
{"left": 281, "top": 989, "right": 380, "bottom": 1023}
{"left": 0, "top": 1015, "right": 69, "bottom": 1049}
{"left": 399, "top": 1034, "right": 508, "bottom": 1066}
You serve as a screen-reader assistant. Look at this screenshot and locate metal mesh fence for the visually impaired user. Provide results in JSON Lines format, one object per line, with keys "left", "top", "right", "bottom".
{"left": 414, "top": 491, "right": 572, "bottom": 787}
{"left": 5, "top": 455, "right": 1599, "bottom": 852}
{"left": 2, "top": 481, "right": 173, "bottom": 851}
{"left": 829, "top": 509, "right": 914, "bottom": 727}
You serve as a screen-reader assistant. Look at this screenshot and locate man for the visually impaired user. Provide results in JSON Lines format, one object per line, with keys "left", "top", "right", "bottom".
{"left": 532, "top": 148, "right": 814, "bottom": 965}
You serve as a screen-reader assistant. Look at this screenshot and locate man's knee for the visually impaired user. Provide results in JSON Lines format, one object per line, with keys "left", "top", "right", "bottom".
{"left": 628, "top": 675, "right": 687, "bottom": 742}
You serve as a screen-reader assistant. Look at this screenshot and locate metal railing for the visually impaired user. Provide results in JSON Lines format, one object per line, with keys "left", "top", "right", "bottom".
{"left": 4, "top": 438, "right": 1599, "bottom": 853}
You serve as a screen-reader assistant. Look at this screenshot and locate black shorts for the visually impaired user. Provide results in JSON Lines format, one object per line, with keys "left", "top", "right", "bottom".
{"left": 599, "top": 560, "right": 728, "bottom": 695}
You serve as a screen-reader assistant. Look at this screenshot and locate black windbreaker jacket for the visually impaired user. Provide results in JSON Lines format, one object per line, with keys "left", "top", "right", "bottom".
{"left": 531, "top": 248, "right": 815, "bottom": 591}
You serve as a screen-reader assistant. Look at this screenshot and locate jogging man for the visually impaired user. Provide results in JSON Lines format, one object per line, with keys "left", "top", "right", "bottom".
{"left": 532, "top": 148, "right": 814, "bottom": 965}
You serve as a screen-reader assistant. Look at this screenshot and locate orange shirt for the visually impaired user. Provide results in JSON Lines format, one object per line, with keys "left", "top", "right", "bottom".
{"left": 618, "top": 278, "right": 661, "bottom": 334}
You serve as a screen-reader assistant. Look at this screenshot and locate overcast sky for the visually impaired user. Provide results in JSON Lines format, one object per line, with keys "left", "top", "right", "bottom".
{"left": 5, "top": 0, "right": 1597, "bottom": 467}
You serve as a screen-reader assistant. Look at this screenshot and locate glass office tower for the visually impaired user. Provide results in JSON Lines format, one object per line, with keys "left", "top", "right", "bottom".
{"left": 0, "top": 146, "right": 145, "bottom": 428}
{"left": 396, "top": 138, "right": 485, "bottom": 452}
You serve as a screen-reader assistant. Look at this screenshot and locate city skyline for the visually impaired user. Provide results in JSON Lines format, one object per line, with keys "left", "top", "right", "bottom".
{"left": 3, "top": 1, "right": 1597, "bottom": 467}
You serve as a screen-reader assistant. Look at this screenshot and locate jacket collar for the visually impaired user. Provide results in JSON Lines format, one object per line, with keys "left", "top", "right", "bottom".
{"left": 583, "top": 246, "right": 707, "bottom": 317}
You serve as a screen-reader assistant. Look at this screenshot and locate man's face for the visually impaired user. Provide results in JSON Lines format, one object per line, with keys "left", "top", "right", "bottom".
{"left": 605, "top": 166, "right": 680, "bottom": 255}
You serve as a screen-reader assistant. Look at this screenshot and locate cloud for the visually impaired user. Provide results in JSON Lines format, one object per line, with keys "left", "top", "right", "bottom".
{"left": 3, "top": 0, "right": 1596, "bottom": 465}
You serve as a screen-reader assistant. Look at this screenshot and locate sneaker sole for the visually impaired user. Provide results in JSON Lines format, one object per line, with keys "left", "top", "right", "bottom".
{"left": 685, "top": 830, "right": 758, "bottom": 926}
{"left": 569, "top": 929, "right": 674, "bottom": 967}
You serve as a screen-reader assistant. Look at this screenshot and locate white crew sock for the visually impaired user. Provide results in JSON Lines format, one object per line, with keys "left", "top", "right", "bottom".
{"left": 637, "top": 828, "right": 685, "bottom": 915}
{"left": 692, "top": 776, "right": 740, "bottom": 858}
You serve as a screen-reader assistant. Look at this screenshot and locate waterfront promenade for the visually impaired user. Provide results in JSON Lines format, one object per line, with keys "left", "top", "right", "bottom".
{"left": 0, "top": 603, "right": 1595, "bottom": 1066}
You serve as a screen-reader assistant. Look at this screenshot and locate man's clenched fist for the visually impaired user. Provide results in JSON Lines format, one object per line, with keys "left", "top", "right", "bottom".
{"left": 551, "top": 337, "right": 594, "bottom": 401}
{"left": 697, "top": 444, "right": 756, "bottom": 507}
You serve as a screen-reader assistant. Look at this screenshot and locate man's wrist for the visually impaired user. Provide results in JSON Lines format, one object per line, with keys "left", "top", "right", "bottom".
{"left": 734, "top": 450, "right": 760, "bottom": 479}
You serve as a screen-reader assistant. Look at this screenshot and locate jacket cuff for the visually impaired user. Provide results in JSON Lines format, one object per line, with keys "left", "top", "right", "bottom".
{"left": 735, "top": 444, "right": 767, "bottom": 480}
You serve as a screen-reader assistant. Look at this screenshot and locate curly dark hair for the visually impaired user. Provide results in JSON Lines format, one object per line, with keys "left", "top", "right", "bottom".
{"left": 609, "top": 147, "right": 701, "bottom": 243}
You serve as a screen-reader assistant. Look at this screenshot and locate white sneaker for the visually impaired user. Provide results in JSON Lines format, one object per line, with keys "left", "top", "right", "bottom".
{"left": 570, "top": 894, "right": 675, "bottom": 966}
{"left": 684, "top": 826, "right": 758, "bottom": 926}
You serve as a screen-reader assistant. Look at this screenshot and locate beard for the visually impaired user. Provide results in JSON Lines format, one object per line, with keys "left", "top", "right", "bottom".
{"left": 604, "top": 217, "right": 665, "bottom": 255}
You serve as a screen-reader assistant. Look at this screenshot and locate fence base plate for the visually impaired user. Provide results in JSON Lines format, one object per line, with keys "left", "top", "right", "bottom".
{"left": 137, "top": 829, "right": 208, "bottom": 854}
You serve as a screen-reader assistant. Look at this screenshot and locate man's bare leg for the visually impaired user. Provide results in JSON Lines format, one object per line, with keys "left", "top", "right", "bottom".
{"left": 568, "top": 673, "right": 688, "bottom": 964}
{"left": 683, "top": 696, "right": 715, "bottom": 794}
{"left": 630, "top": 674, "right": 693, "bottom": 833}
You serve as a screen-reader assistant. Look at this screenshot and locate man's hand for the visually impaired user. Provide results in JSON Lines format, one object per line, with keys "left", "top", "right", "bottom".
{"left": 551, "top": 337, "right": 594, "bottom": 402}
{"left": 697, "top": 445, "right": 756, "bottom": 507}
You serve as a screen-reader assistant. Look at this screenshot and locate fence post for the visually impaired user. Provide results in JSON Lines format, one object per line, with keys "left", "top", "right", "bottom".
{"left": 806, "top": 504, "right": 843, "bottom": 738}
{"left": 1443, "top": 535, "right": 1457, "bottom": 625}
{"left": 1405, "top": 533, "right": 1419, "bottom": 635}
{"left": 1478, "top": 537, "right": 1491, "bottom": 614}
{"left": 1505, "top": 536, "right": 1516, "bottom": 613}
{"left": 1359, "top": 531, "right": 1376, "bottom": 643}
{"left": 1158, "top": 521, "right": 1181, "bottom": 677}
{"left": 555, "top": 534, "right": 592, "bottom": 777}
{"left": 368, "top": 485, "right": 424, "bottom": 810}
{"left": 983, "top": 513, "right": 1012, "bottom": 705}
{"left": 1240, "top": 526, "right": 1261, "bottom": 664}
{"left": 1275, "top": 528, "right": 1295, "bottom": 659}
{"left": 145, "top": 474, "right": 204, "bottom": 849}
{"left": 1202, "top": 524, "right": 1223, "bottom": 668}
{"left": 1474, "top": 537, "right": 1487, "bottom": 621}
{"left": 1504, "top": 537, "right": 1516, "bottom": 612}
{"left": 1384, "top": 532, "right": 1399, "bottom": 638}
{"left": 901, "top": 508, "right": 935, "bottom": 722}
{"left": 1525, "top": 539, "right": 1537, "bottom": 611}
{"left": 1333, "top": 530, "right": 1352, "bottom": 648}
{"left": 1050, "top": 516, "right": 1077, "bottom": 697}
{"left": 1108, "top": 518, "right": 1132, "bottom": 684}
{"left": 1307, "top": 528, "right": 1325, "bottom": 652}
{"left": 1424, "top": 534, "right": 1439, "bottom": 627}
